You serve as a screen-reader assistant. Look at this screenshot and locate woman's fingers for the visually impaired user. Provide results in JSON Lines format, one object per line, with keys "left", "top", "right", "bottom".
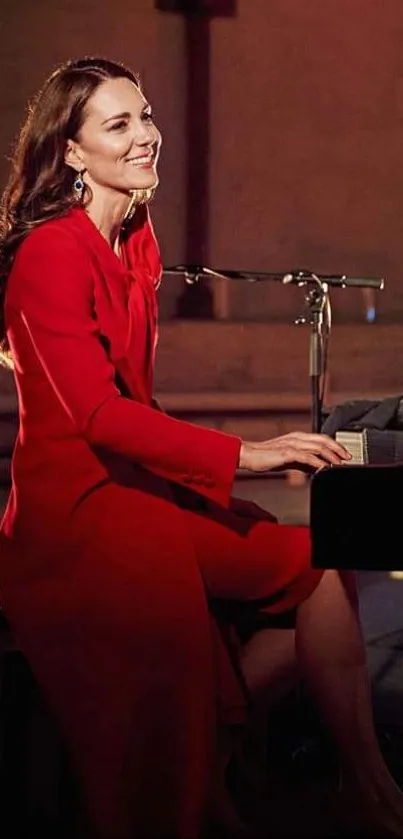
{"left": 283, "top": 445, "right": 337, "bottom": 470}
{"left": 288, "top": 450, "right": 329, "bottom": 471}
{"left": 291, "top": 431, "right": 350, "bottom": 461}
{"left": 261, "top": 433, "right": 351, "bottom": 465}
{"left": 239, "top": 432, "right": 352, "bottom": 474}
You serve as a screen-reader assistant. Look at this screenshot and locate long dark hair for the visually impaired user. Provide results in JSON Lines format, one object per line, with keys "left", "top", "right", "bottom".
{"left": 0, "top": 56, "right": 139, "bottom": 364}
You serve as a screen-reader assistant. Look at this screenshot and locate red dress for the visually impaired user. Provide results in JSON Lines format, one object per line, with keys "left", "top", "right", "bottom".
{"left": 0, "top": 206, "right": 323, "bottom": 838}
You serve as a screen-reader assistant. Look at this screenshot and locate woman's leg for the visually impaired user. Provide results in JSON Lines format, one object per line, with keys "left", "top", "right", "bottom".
{"left": 183, "top": 503, "right": 403, "bottom": 836}
{"left": 295, "top": 568, "right": 403, "bottom": 835}
{"left": 233, "top": 626, "right": 299, "bottom": 828}
{"left": 239, "top": 569, "right": 403, "bottom": 836}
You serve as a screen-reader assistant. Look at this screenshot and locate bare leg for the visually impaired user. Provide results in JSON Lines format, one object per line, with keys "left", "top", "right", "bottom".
{"left": 185, "top": 500, "right": 403, "bottom": 835}
{"left": 295, "top": 568, "right": 403, "bottom": 836}
{"left": 238, "top": 627, "right": 299, "bottom": 798}
{"left": 240, "top": 627, "right": 298, "bottom": 704}
{"left": 236, "top": 570, "right": 403, "bottom": 836}
{"left": 207, "top": 628, "right": 299, "bottom": 837}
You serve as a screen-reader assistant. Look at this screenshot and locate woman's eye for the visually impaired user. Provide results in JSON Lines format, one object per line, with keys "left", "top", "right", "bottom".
{"left": 109, "top": 120, "right": 128, "bottom": 131}
{"left": 142, "top": 112, "right": 154, "bottom": 123}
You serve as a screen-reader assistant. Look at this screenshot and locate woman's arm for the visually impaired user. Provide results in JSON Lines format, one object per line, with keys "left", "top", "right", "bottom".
{"left": 7, "top": 224, "right": 241, "bottom": 508}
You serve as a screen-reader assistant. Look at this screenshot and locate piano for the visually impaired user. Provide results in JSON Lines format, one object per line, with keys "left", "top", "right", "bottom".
{"left": 310, "top": 461, "right": 403, "bottom": 571}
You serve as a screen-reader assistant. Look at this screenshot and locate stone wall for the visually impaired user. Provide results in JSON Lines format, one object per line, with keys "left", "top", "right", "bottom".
{"left": 1, "top": 0, "right": 403, "bottom": 458}
{"left": 1, "top": 1, "right": 403, "bottom": 323}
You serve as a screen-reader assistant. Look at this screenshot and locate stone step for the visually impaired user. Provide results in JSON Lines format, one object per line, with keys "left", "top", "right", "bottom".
{"left": 0, "top": 321, "right": 401, "bottom": 447}
{"left": 156, "top": 390, "right": 395, "bottom": 441}
{"left": 156, "top": 388, "right": 393, "bottom": 415}
{"left": 154, "top": 322, "right": 403, "bottom": 395}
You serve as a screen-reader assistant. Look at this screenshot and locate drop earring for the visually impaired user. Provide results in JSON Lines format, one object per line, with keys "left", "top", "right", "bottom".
{"left": 123, "top": 187, "right": 156, "bottom": 222}
{"left": 73, "top": 169, "right": 85, "bottom": 201}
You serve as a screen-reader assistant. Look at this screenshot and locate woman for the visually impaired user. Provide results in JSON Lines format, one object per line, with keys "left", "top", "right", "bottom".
{"left": 0, "top": 56, "right": 402, "bottom": 839}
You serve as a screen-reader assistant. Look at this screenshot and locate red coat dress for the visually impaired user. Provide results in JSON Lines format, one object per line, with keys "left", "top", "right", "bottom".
{"left": 0, "top": 206, "right": 323, "bottom": 839}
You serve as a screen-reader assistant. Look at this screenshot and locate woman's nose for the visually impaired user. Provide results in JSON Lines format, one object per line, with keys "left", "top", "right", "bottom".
{"left": 134, "top": 121, "right": 155, "bottom": 145}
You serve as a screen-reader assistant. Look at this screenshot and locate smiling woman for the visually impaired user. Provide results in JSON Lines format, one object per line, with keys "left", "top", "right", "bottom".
{"left": 65, "top": 74, "right": 161, "bottom": 234}
{"left": 0, "top": 57, "right": 161, "bottom": 310}
{"left": 1, "top": 56, "right": 403, "bottom": 839}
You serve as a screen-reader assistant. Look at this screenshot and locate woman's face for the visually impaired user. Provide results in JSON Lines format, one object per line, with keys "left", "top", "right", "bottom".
{"left": 67, "top": 77, "right": 161, "bottom": 197}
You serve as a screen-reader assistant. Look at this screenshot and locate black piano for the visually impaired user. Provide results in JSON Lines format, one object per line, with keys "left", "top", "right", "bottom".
{"left": 310, "top": 461, "right": 403, "bottom": 571}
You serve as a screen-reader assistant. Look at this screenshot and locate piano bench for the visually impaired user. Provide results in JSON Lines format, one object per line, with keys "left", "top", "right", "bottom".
{"left": 310, "top": 462, "right": 403, "bottom": 571}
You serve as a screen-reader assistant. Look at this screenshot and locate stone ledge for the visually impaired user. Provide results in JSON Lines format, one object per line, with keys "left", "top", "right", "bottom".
{"left": 155, "top": 322, "right": 403, "bottom": 395}
{"left": 155, "top": 388, "right": 398, "bottom": 446}
{"left": 156, "top": 389, "right": 395, "bottom": 415}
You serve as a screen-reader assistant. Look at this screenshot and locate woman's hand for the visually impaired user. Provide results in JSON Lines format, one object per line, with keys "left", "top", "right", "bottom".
{"left": 238, "top": 431, "right": 351, "bottom": 474}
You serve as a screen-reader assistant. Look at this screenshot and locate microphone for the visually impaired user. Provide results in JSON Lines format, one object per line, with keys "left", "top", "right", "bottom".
{"left": 163, "top": 264, "right": 205, "bottom": 284}
{"left": 282, "top": 270, "right": 384, "bottom": 290}
{"left": 164, "top": 265, "right": 385, "bottom": 290}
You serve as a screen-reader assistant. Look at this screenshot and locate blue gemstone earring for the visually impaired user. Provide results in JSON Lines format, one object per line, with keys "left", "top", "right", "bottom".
{"left": 73, "top": 169, "right": 85, "bottom": 201}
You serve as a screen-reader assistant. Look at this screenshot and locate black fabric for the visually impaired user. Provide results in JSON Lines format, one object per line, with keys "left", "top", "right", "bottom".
{"left": 321, "top": 395, "right": 403, "bottom": 436}
{"left": 321, "top": 395, "right": 403, "bottom": 466}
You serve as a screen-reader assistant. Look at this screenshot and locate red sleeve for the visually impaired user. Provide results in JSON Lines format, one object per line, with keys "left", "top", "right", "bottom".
{"left": 7, "top": 225, "right": 241, "bottom": 508}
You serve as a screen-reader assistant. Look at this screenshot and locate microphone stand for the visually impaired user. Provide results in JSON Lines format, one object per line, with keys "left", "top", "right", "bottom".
{"left": 294, "top": 275, "right": 330, "bottom": 433}
{"left": 163, "top": 265, "right": 383, "bottom": 434}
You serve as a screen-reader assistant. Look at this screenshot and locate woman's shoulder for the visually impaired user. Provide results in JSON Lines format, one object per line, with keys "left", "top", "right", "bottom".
{"left": 15, "top": 208, "right": 89, "bottom": 262}
{"left": 7, "top": 210, "right": 94, "bottom": 307}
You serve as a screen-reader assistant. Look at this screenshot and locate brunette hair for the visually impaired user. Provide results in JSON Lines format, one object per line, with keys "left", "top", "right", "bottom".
{"left": 0, "top": 56, "right": 139, "bottom": 363}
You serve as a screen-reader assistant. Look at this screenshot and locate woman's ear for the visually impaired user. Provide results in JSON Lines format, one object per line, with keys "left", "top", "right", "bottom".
{"left": 64, "top": 141, "right": 83, "bottom": 171}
